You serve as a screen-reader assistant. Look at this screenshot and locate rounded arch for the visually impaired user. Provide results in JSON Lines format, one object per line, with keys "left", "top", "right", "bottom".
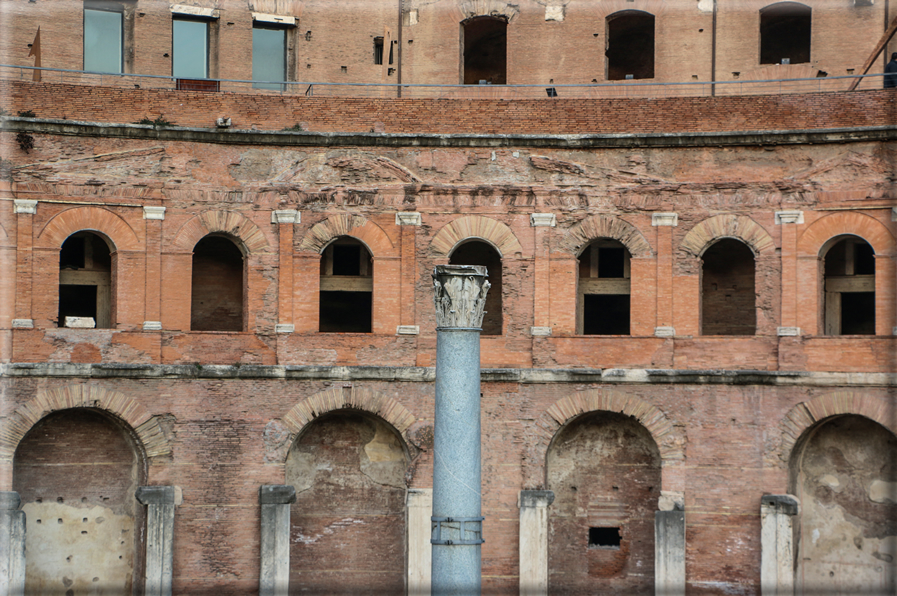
{"left": 298, "top": 213, "right": 393, "bottom": 255}
{"left": 563, "top": 214, "right": 653, "bottom": 258}
{"left": 430, "top": 215, "right": 523, "bottom": 258}
{"left": 0, "top": 384, "right": 171, "bottom": 463}
{"left": 173, "top": 210, "right": 270, "bottom": 255}
{"left": 778, "top": 391, "right": 896, "bottom": 464}
{"left": 798, "top": 211, "right": 896, "bottom": 258}
{"left": 278, "top": 385, "right": 417, "bottom": 462}
{"left": 456, "top": 0, "right": 519, "bottom": 22}
{"left": 602, "top": 0, "right": 668, "bottom": 18}
{"left": 679, "top": 214, "right": 775, "bottom": 258}
{"left": 36, "top": 206, "right": 141, "bottom": 251}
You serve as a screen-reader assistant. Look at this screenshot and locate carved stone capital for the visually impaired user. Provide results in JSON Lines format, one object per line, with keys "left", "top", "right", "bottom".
{"left": 13, "top": 200, "right": 37, "bottom": 215}
{"left": 143, "top": 206, "right": 166, "bottom": 220}
{"left": 396, "top": 212, "right": 422, "bottom": 226}
{"left": 432, "top": 265, "right": 491, "bottom": 329}
{"left": 775, "top": 210, "right": 804, "bottom": 225}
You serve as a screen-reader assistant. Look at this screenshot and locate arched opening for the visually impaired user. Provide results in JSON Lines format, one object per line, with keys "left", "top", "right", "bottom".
{"left": 319, "top": 237, "right": 373, "bottom": 333}
{"left": 760, "top": 2, "right": 811, "bottom": 65}
{"left": 286, "top": 411, "right": 408, "bottom": 594}
{"left": 789, "top": 415, "right": 896, "bottom": 594}
{"left": 547, "top": 411, "right": 660, "bottom": 594}
{"left": 13, "top": 409, "right": 145, "bottom": 595}
{"left": 606, "top": 11, "right": 655, "bottom": 80}
{"left": 577, "top": 239, "right": 631, "bottom": 335}
{"left": 58, "top": 231, "right": 113, "bottom": 328}
{"left": 462, "top": 16, "right": 507, "bottom": 85}
{"left": 701, "top": 239, "right": 756, "bottom": 335}
{"left": 822, "top": 237, "right": 875, "bottom": 335}
{"left": 449, "top": 240, "right": 503, "bottom": 335}
{"left": 191, "top": 235, "right": 245, "bottom": 332}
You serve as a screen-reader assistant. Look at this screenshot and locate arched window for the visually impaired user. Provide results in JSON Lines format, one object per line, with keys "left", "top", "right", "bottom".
{"left": 191, "top": 235, "right": 244, "bottom": 331}
{"left": 606, "top": 10, "right": 654, "bottom": 80}
{"left": 701, "top": 239, "right": 756, "bottom": 335}
{"left": 58, "top": 231, "right": 113, "bottom": 328}
{"left": 462, "top": 16, "right": 507, "bottom": 85}
{"left": 319, "top": 237, "right": 373, "bottom": 333}
{"left": 449, "top": 240, "right": 502, "bottom": 335}
{"left": 760, "top": 2, "right": 811, "bottom": 65}
{"left": 578, "top": 240, "right": 631, "bottom": 335}
{"left": 823, "top": 237, "right": 875, "bottom": 335}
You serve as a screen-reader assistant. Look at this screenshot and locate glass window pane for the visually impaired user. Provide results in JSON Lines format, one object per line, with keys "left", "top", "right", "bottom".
{"left": 84, "top": 9, "right": 122, "bottom": 73}
{"left": 253, "top": 27, "right": 286, "bottom": 90}
{"left": 173, "top": 19, "right": 208, "bottom": 79}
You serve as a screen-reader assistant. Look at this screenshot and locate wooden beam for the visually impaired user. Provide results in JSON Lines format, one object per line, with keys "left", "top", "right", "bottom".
{"left": 847, "top": 14, "right": 897, "bottom": 91}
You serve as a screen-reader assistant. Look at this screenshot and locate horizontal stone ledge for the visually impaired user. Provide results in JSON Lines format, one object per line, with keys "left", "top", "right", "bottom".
{"left": 4, "top": 117, "right": 897, "bottom": 149}
{"left": 1, "top": 363, "right": 895, "bottom": 386}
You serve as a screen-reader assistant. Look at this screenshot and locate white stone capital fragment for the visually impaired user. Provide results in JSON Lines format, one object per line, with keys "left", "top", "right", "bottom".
{"left": 530, "top": 326, "right": 552, "bottom": 336}
{"left": 652, "top": 213, "right": 678, "bottom": 227}
{"left": 143, "top": 206, "right": 166, "bottom": 220}
{"left": 775, "top": 210, "right": 804, "bottom": 225}
{"left": 13, "top": 200, "right": 37, "bottom": 214}
{"left": 271, "top": 210, "right": 300, "bottom": 224}
{"left": 170, "top": 4, "right": 219, "bottom": 18}
{"left": 432, "top": 265, "right": 491, "bottom": 329}
{"left": 530, "top": 213, "right": 557, "bottom": 227}
{"left": 275, "top": 323, "right": 295, "bottom": 334}
{"left": 654, "top": 326, "right": 675, "bottom": 338}
{"left": 143, "top": 321, "right": 162, "bottom": 331}
{"left": 777, "top": 326, "right": 801, "bottom": 336}
{"left": 544, "top": 5, "right": 565, "bottom": 21}
{"left": 251, "top": 11, "right": 296, "bottom": 25}
{"left": 11, "top": 319, "right": 33, "bottom": 329}
{"left": 65, "top": 316, "right": 95, "bottom": 328}
{"left": 396, "top": 212, "right": 422, "bottom": 226}
{"left": 396, "top": 325, "right": 420, "bottom": 335}
{"left": 658, "top": 491, "right": 685, "bottom": 512}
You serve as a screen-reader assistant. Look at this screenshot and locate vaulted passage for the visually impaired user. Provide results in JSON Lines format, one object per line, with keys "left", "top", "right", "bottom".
{"left": 462, "top": 16, "right": 507, "bottom": 85}
{"left": 58, "top": 232, "right": 112, "bottom": 328}
{"left": 319, "top": 237, "right": 373, "bottom": 333}
{"left": 449, "top": 240, "right": 503, "bottom": 335}
{"left": 606, "top": 11, "right": 655, "bottom": 80}
{"left": 760, "top": 2, "right": 811, "bottom": 65}
{"left": 548, "top": 412, "right": 660, "bottom": 594}
{"left": 823, "top": 237, "right": 875, "bottom": 335}
{"left": 286, "top": 411, "right": 407, "bottom": 595}
{"left": 791, "top": 415, "right": 897, "bottom": 594}
{"left": 191, "top": 235, "right": 244, "bottom": 331}
{"left": 13, "top": 409, "right": 145, "bottom": 595}
{"left": 701, "top": 239, "right": 756, "bottom": 335}
{"left": 578, "top": 239, "right": 631, "bottom": 335}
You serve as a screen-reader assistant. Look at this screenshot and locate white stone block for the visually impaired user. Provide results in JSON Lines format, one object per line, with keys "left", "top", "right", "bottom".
{"left": 775, "top": 210, "right": 804, "bottom": 225}
{"left": 275, "top": 324, "right": 295, "bottom": 334}
{"left": 11, "top": 319, "right": 33, "bottom": 329}
{"left": 530, "top": 326, "right": 552, "bottom": 336}
{"left": 65, "top": 316, "right": 96, "bottom": 328}
{"left": 654, "top": 326, "right": 675, "bottom": 337}
{"left": 396, "top": 325, "right": 420, "bottom": 335}
{"left": 143, "top": 206, "right": 166, "bottom": 220}
{"left": 271, "top": 210, "right": 300, "bottom": 224}
{"left": 777, "top": 326, "right": 801, "bottom": 336}
{"left": 143, "top": 321, "right": 162, "bottom": 331}
{"left": 530, "top": 213, "right": 557, "bottom": 227}
{"left": 395, "top": 212, "right": 422, "bottom": 226}
{"left": 13, "top": 200, "right": 37, "bottom": 214}
{"left": 652, "top": 213, "right": 678, "bottom": 226}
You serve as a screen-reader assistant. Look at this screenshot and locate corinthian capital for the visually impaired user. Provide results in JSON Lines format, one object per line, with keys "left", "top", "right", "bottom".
{"left": 432, "top": 265, "right": 491, "bottom": 329}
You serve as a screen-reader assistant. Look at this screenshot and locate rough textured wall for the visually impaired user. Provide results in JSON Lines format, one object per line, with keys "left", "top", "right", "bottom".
{"left": 190, "top": 235, "right": 245, "bottom": 332}
{"left": 286, "top": 411, "right": 408, "bottom": 595}
{"left": 13, "top": 409, "right": 144, "bottom": 596}
{"left": 701, "top": 239, "right": 756, "bottom": 335}
{"left": 547, "top": 411, "right": 661, "bottom": 595}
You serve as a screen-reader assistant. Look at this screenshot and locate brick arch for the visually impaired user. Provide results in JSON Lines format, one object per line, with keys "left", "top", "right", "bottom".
{"left": 173, "top": 210, "right": 270, "bottom": 254}
{"left": 297, "top": 214, "right": 394, "bottom": 255}
{"left": 279, "top": 386, "right": 417, "bottom": 461}
{"left": 599, "top": 0, "right": 668, "bottom": 17}
{"left": 778, "top": 392, "right": 896, "bottom": 464}
{"left": 36, "top": 206, "right": 141, "bottom": 251}
{"left": 430, "top": 215, "right": 523, "bottom": 258}
{"left": 797, "top": 211, "right": 896, "bottom": 257}
{"left": 0, "top": 385, "right": 171, "bottom": 463}
{"left": 457, "top": 0, "right": 519, "bottom": 22}
{"left": 562, "top": 214, "right": 653, "bottom": 257}
{"left": 679, "top": 214, "right": 775, "bottom": 258}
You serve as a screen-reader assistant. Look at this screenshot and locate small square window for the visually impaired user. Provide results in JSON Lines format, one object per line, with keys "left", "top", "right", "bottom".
{"left": 588, "top": 527, "right": 621, "bottom": 549}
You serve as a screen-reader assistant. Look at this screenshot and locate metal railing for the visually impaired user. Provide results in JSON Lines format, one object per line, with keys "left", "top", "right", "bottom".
{"left": 0, "top": 64, "right": 890, "bottom": 100}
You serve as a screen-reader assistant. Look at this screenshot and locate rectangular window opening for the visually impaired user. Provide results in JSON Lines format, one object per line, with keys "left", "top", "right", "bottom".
{"left": 253, "top": 25, "right": 287, "bottom": 90}
{"left": 58, "top": 285, "right": 98, "bottom": 326}
{"left": 173, "top": 17, "right": 209, "bottom": 80}
{"left": 374, "top": 37, "right": 384, "bottom": 65}
{"left": 332, "top": 245, "right": 363, "bottom": 276}
{"left": 319, "top": 291, "right": 372, "bottom": 333}
{"left": 589, "top": 527, "right": 621, "bottom": 549}
{"left": 84, "top": 4, "right": 124, "bottom": 73}
{"left": 583, "top": 294, "right": 630, "bottom": 335}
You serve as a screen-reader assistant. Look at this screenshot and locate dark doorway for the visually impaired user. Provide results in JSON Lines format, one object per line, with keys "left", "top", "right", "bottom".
{"left": 701, "top": 239, "right": 756, "bottom": 335}
{"left": 578, "top": 240, "right": 631, "bottom": 335}
{"left": 462, "top": 17, "right": 507, "bottom": 85}
{"left": 319, "top": 237, "right": 373, "bottom": 333}
{"left": 760, "top": 2, "right": 811, "bottom": 65}
{"left": 191, "top": 235, "right": 244, "bottom": 331}
{"left": 449, "top": 241, "right": 503, "bottom": 335}
{"left": 606, "top": 11, "right": 655, "bottom": 80}
{"left": 58, "top": 232, "right": 112, "bottom": 328}
{"left": 823, "top": 237, "right": 875, "bottom": 335}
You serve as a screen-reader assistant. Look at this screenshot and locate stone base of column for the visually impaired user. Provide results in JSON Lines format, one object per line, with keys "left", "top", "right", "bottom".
{"left": 518, "top": 490, "right": 554, "bottom": 596}
{"left": 259, "top": 485, "right": 296, "bottom": 596}
{"left": 0, "top": 491, "right": 25, "bottom": 596}
{"left": 655, "top": 509, "right": 685, "bottom": 596}
{"left": 760, "top": 495, "right": 798, "bottom": 596}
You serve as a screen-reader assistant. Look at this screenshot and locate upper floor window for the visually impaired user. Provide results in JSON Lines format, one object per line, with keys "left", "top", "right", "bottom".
{"left": 191, "top": 235, "right": 244, "bottom": 331}
{"left": 253, "top": 25, "right": 287, "bottom": 90}
{"left": 462, "top": 16, "right": 507, "bottom": 85}
{"left": 606, "top": 10, "right": 655, "bottom": 80}
{"left": 823, "top": 237, "right": 875, "bottom": 335}
{"left": 173, "top": 17, "right": 209, "bottom": 79}
{"left": 578, "top": 240, "right": 631, "bottom": 335}
{"left": 760, "top": 2, "right": 811, "bottom": 65}
{"left": 449, "top": 241, "right": 503, "bottom": 335}
{"left": 701, "top": 239, "right": 756, "bottom": 335}
{"left": 83, "top": 1, "right": 126, "bottom": 73}
{"left": 320, "top": 238, "right": 373, "bottom": 333}
{"left": 58, "top": 232, "right": 113, "bottom": 328}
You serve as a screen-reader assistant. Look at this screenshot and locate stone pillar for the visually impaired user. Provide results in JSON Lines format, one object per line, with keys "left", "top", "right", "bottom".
{"left": 655, "top": 508, "right": 686, "bottom": 596}
{"left": 0, "top": 492, "right": 25, "bottom": 596}
{"left": 407, "top": 488, "right": 433, "bottom": 596}
{"left": 136, "top": 486, "right": 179, "bottom": 596}
{"left": 775, "top": 211, "right": 803, "bottom": 337}
{"left": 143, "top": 206, "right": 166, "bottom": 331}
{"left": 12, "top": 200, "right": 36, "bottom": 328}
{"left": 259, "top": 485, "right": 295, "bottom": 596}
{"left": 518, "top": 490, "right": 554, "bottom": 596}
{"left": 530, "top": 213, "right": 556, "bottom": 336}
{"left": 652, "top": 213, "right": 677, "bottom": 337}
{"left": 272, "top": 211, "right": 299, "bottom": 334}
{"left": 760, "top": 495, "right": 798, "bottom": 596}
{"left": 396, "top": 212, "right": 422, "bottom": 332}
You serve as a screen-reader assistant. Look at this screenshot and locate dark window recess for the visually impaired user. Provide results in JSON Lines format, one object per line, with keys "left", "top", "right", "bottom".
{"left": 824, "top": 237, "right": 875, "bottom": 336}
{"left": 374, "top": 37, "right": 384, "bottom": 65}
{"left": 332, "top": 245, "right": 361, "bottom": 276}
{"left": 191, "top": 235, "right": 244, "bottom": 332}
{"left": 449, "top": 241, "right": 503, "bottom": 335}
{"left": 841, "top": 293, "right": 875, "bottom": 335}
{"left": 59, "top": 285, "right": 98, "bottom": 322}
{"left": 760, "top": 2, "right": 811, "bottom": 65}
{"left": 462, "top": 16, "right": 507, "bottom": 85}
{"left": 701, "top": 239, "right": 756, "bottom": 336}
{"left": 606, "top": 10, "right": 655, "bottom": 80}
{"left": 579, "top": 240, "right": 631, "bottom": 335}
{"left": 320, "top": 238, "right": 373, "bottom": 333}
{"left": 320, "top": 291, "right": 373, "bottom": 332}
{"left": 589, "top": 527, "right": 622, "bottom": 549}
{"left": 583, "top": 295, "right": 630, "bottom": 335}
{"left": 58, "top": 232, "right": 112, "bottom": 328}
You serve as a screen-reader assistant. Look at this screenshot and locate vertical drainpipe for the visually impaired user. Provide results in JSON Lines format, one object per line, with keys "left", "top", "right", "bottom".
{"left": 430, "top": 264, "right": 490, "bottom": 596}
{"left": 397, "top": 0, "right": 403, "bottom": 97}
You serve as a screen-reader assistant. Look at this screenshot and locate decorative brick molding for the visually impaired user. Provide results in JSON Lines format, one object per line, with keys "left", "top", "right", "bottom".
{"left": 679, "top": 214, "right": 775, "bottom": 257}
{"left": 279, "top": 386, "right": 417, "bottom": 459}
{"left": 778, "top": 392, "right": 896, "bottom": 462}
{"left": 563, "top": 214, "right": 653, "bottom": 257}
{"left": 0, "top": 385, "right": 171, "bottom": 462}
{"left": 173, "top": 210, "right": 270, "bottom": 254}
{"left": 36, "top": 206, "right": 142, "bottom": 251}
{"left": 797, "top": 211, "right": 896, "bottom": 257}
{"left": 430, "top": 215, "right": 523, "bottom": 258}
{"left": 298, "top": 213, "right": 394, "bottom": 255}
